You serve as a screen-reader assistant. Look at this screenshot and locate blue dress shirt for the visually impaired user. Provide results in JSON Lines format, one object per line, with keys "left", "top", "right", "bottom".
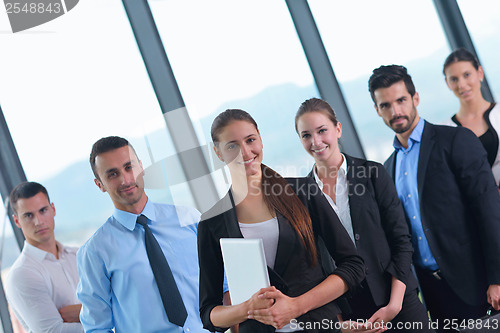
{"left": 77, "top": 199, "right": 209, "bottom": 333}
{"left": 393, "top": 119, "right": 439, "bottom": 271}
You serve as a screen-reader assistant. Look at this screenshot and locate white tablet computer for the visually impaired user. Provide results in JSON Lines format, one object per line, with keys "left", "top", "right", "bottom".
{"left": 220, "top": 238, "right": 270, "bottom": 305}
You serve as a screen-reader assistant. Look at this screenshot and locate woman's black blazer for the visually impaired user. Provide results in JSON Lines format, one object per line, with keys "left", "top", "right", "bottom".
{"left": 308, "top": 154, "right": 417, "bottom": 307}
{"left": 198, "top": 177, "right": 365, "bottom": 333}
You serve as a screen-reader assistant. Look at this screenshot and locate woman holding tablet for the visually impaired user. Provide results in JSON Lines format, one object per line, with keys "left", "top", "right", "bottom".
{"left": 295, "top": 98, "right": 433, "bottom": 332}
{"left": 198, "top": 109, "right": 365, "bottom": 333}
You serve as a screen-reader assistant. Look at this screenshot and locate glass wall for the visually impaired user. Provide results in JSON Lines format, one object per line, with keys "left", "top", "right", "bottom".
{"left": 308, "top": 0, "right": 455, "bottom": 163}
{"left": 0, "top": 1, "right": 498, "bottom": 332}
{"left": 0, "top": 194, "right": 22, "bottom": 333}
{"left": 149, "top": 0, "right": 320, "bottom": 181}
{"left": 0, "top": 0, "right": 496, "bottom": 256}
{"left": 0, "top": 0, "right": 194, "bottom": 249}
{"left": 457, "top": 0, "right": 500, "bottom": 101}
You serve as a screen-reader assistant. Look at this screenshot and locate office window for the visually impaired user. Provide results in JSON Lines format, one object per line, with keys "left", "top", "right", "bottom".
{"left": 0, "top": 193, "right": 22, "bottom": 271}
{"left": 308, "top": 0, "right": 454, "bottom": 163}
{"left": 0, "top": 0, "right": 194, "bottom": 248}
{"left": 149, "top": 0, "right": 320, "bottom": 181}
{"left": 0, "top": 202, "right": 22, "bottom": 270}
{"left": 457, "top": 0, "right": 500, "bottom": 101}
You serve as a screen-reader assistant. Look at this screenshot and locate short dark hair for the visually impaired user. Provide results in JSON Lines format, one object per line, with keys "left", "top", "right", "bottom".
{"left": 90, "top": 136, "right": 137, "bottom": 180}
{"left": 368, "top": 65, "right": 416, "bottom": 103}
{"left": 443, "top": 47, "right": 480, "bottom": 74}
{"left": 9, "top": 182, "right": 50, "bottom": 214}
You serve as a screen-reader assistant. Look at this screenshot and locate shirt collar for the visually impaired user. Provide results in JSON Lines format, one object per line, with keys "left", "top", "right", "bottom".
{"left": 313, "top": 153, "right": 347, "bottom": 190}
{"left": 23, "top": 240, "right": 66, "bottom": 261}
{"left": 393, "top": 118, "right": 425, "bottom": 151}
{"left": 112, "top": 197, "right": 156, "bottom": 231}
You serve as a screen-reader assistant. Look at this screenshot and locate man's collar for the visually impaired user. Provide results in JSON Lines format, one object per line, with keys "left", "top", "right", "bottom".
{"left": 23, "top": 240, "right": 66, "bottom": 261}
{"left": 112, "top": 197, "right": 155, "bottom": 231}
{"left": 393, "top": 118, "right": 425, "bottom": 150}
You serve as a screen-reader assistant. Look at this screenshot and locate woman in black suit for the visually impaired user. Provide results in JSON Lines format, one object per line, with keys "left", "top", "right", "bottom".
{"left": 198, "top": 109, "right": 365, "bottom": 333}
{"left": 441, "top": 48, "right": 500, "bottom": 188}
{"left": 295, "top": 98, "right": 433, "bottom": 332}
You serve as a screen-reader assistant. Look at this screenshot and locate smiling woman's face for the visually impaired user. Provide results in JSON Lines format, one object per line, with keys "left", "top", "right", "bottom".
{"left": 214, "top": 120, "right": 263, "bottom": 178}
{"left": 296, "top": 111, "right": 342, "bottom": 165}
{"left": 444, "top": 60, "right": 484, "bottom": 103}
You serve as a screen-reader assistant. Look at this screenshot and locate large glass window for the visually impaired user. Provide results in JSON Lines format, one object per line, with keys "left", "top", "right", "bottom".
{"left": 0, "top": 0, "right": 193, "bottom": 248}
{"left": 149, "top": 0, "right": 320, "bottom": 182}
{"left": 0, "top": 194, "right": 22, "bottom": 333}
{"left": 457, "top": 0, "right": 500, "bottom": 101}
{"left": 0, "top": 203, "right": 22, "bottom": 272}
{"left": 308, "top": 0, "right": 455, "bottom": 162}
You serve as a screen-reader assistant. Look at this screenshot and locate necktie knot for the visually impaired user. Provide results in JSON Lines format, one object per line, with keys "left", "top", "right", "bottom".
{"left": 136, "top": 214, "right": 148, "bottom": 227}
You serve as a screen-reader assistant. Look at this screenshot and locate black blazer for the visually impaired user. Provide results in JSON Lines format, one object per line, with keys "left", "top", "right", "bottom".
{"left": 198, "top": 177, "right": 365, "bottom": 333}
{"left": 308, "top": 154, "right": 417, "bottom": 307}
{"left": 384, "top": 121, "right": 500, "bottom": 306}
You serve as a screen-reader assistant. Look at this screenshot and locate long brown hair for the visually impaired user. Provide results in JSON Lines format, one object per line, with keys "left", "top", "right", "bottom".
{"left": 212, "top": 109, "right": 317, "bottom": 265}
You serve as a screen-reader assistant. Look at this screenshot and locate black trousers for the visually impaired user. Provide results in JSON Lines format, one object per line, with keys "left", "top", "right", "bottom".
{"left": 344, "top": 282, "right": 434, "bottom": 332}
{"left": 415, "top": 267, "right": 489, "bottom": 332}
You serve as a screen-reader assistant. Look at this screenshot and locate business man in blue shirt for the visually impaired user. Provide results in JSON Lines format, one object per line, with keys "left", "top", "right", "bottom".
{"left": 369, "top": 65, "right": 500, "bottom": 332}
{"left": 77, "top": 136, "right": 209, "bottom": 332}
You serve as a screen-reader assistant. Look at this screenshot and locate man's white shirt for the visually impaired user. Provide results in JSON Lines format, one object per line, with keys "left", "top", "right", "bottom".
{"left": 6, "top": 241, "right": 83, "bottom": 333}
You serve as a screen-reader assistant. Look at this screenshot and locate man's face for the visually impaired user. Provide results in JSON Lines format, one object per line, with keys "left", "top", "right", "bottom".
{"left": 13, "top": 192, "right": 56, "bottom": 247}
{"left": 374, "top": 80, "right": 420, "bottom": 134}
{"left": 94, "top": 146, "right": 146, "bottom": 212}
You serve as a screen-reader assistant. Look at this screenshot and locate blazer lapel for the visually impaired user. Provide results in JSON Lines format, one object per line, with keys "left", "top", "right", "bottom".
{"left": 385, "top": 151, "right": 397, "bottom": 181}
{"left": 222, "top": 190, "right": 244, "bottom": 238}
{"left": 306, "top": 167, "right": 314, "bottom": 178}
{"left": 272, "top": 213, "right": 297, "bottom": 276}
{"left": 417, "top": 121, "right": 434, "bottom": 200}
{"left": 345, "top": 155, "right": 362, "bottom": 234}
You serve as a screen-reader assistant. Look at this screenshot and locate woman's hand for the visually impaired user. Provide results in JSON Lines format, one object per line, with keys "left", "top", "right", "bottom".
{"left": 365, "top": 302, "right": 401, "bottom": 328}
{"left": 249, "top": 274, "right": 349, "bottom": 328}
{"left": 209, "top": 288, "right": 274, "bottom": 328}
{"left": 363, "top": 276, "right": 404, "bottom": 328}
{"left": 247, "top": 287, "right": 275, "bottom": 313}
{"left": 248, "top": 288, "right": 300, "bottom": 329}
{"left": 337, "top": 314, "right": 387, "bottom": 333}
{"left": 339, "top": 319, "right": 387, "bottom": 333}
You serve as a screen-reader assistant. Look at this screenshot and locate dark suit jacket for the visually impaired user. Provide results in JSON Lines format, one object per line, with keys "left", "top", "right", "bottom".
{"left": 384, "top": 121, "right": 500, "bottom": 306}
{"left": 198, "top": 177, "right": 365, "bottom": 333}
{"left": 308, "top": 154, "right": 417, "bottom": 307}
